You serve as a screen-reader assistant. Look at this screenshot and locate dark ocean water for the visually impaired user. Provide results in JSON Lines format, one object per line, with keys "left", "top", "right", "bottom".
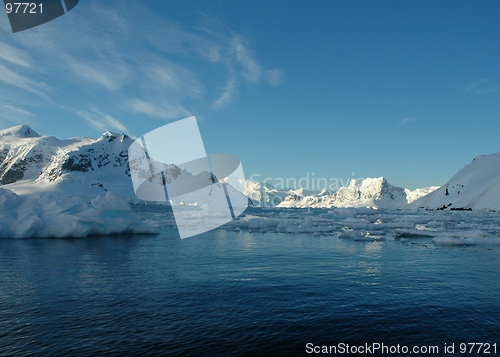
{"left": 0, "top": 207, "right": 499, "bottom": 356}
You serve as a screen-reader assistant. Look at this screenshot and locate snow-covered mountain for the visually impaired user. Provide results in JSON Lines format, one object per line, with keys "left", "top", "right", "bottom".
{"left": 405, "top": 186, "right": 440, "bottom": 204}
{"left": 0, "top": 124, "right": 241, "bottom": 205}
{"left": 413, "top": 153, "right": 500, "bottom": 210}
{"left": 277, "top": 187, "right": 331, "bottom": 208}
{"left": 0, "top": 124, "right": 439, "bottom": 209}
{"left": 0, "top": 124, "right": 136, "bottom": 198}
{"left": 0, "top": 124, "right": 39, "bottom": 138}
{"left": 245, "top": 176, "right": 437, "bottom": 209}
{"left": 277, "top": 177, "right": 415, "bottom": 209}
{"left": 244, "top": 180, "right": 292, "bottom": 207}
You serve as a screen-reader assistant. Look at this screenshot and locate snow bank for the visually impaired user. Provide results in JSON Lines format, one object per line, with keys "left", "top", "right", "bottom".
{"left": 0, "top": 188, "right": 158, "bottom": 238}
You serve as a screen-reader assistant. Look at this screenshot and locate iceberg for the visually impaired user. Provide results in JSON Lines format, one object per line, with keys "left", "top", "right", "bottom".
{"left": 0, "top": 188, "right": 158, "bottom": 238}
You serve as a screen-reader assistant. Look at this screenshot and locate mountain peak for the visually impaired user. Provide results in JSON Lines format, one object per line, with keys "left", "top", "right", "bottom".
{"left": 0, "top": 124, "right": 40, "bottom": 138}
{"left": 99, "top": 131, "right": 131, "bottom": 143}
{"left": 277, "top": 177, "right": 409, "bottom": 209}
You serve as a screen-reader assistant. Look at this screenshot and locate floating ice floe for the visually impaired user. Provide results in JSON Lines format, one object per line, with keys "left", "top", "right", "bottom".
{"left": 339, "top": 230, "right": 384, "bottom": 241}
{"left": 0, "top": 188, "right": 158, "bottom": 238}
{"left": 432, "top": 236, "right": 500, "bottom": 246}
{"left": 395, "top": 226, "right": 500, "bottom": 245}
{"left": 219, "top": 207, "right": 500, "bottom": 248}
{"left": 395, "top": 228, "right": 437, "bottom": 238}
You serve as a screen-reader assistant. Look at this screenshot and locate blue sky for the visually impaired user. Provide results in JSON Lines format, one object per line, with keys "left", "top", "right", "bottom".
{"left": 1, "top": 0, "right": 500, "bottom": 189}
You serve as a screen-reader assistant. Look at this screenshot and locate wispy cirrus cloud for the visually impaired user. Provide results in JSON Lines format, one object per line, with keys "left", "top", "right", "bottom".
{"left": 213, "top": 77, "right": 237, "bottom": 109}
{"left": 398, "top": 117, "right": 414, "bottom": 126}
{"left": 0, "top": 42, "right": 32, "bottom": 67}
{"left": 0, "top": 0, "right": 285, "bottom": 134}
{"left": 127, "top": 99, "right": 191, "bottom": 119}
{"left": 68, "top": 60, "right": 131, "bottom": 92}
{"left": 3, "top": 104, "right": 33, "bottom": 116}
{"left": 75, "top": 106, "right": 128, "bottom": 133}
{"left": 231, "top": 35, "right": 262, "bottom": 83}
{"left": 0, "top": 63, "right": 50, "bottom": 97}
{"left": 266, "top": 69, "right": 285, "bottom": 87}
{"left": 144, "top": 11, "right": 284, "bottom": 109}
{"left": 464, "top": 79, "right": 500, "bottom": 94}
{"left": 0, "top": 103, "right": 34, "bottom": 125}
{"left": 141, "top": 59, "right": 204, "bottom": 99}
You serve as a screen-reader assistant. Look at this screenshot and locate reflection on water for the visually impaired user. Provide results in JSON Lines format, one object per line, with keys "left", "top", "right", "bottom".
{"left": 0, "top": 213, "right": 499, "bottom": 356}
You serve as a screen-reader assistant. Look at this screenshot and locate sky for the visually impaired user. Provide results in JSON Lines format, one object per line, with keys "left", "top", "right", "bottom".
{"left": 1, "top": 0, "right": 500, "bottom": 190}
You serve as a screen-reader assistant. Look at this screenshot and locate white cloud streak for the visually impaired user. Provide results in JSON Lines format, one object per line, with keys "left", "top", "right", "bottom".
{"left": 464, "top": 79, "right": 500, "bottom": 94}
{"left": 0, "top": 41, "right": 31, "bottom": 67}
{"left": 128, "top": 99, "right": 191, "bottom": 119}
{"left": 398, "top": 118, "right": 413, "bottom": 126}
{"left": 267, "top": 69, "right": 285, "bottom": 87}
{"left": 68, "top": 60, "right": 131, "bottom": 92}
{"left": 75, "top": 106, "right": 128, "bottom": 133}
{"left": 3, "top": 104, "right": 33, "bottom": 116}
{"left": 213, "top": 77, "right": 237, "bottom": 109}
{"left": 0, "top": 0, "right": 285, "bottom": 129}
{"left": 0, "top": 63, "right": 50, "bottom": 97}
{"left": 231, "top": 35, "right": 262, "bottom": 83}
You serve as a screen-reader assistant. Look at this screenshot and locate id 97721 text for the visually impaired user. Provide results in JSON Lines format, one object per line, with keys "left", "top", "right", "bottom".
{"left": 5, "top": 2, "right": 42, "bottom": 14}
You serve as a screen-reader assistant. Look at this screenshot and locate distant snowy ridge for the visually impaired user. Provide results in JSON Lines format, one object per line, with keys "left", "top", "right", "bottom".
{"left": 405, "top": 186, "right": 440, "bottom": 204}
{"left": 413, "top": 153, "right": 500, "bottom": 210}
{"left": 277, "top": 177, "right": 414, "bottom": 209}
{"left": 245, "top": 176, "right": 438, "bottom": 209}
{"left": 244, "top": 180, "right": 291, "bottom": 207}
